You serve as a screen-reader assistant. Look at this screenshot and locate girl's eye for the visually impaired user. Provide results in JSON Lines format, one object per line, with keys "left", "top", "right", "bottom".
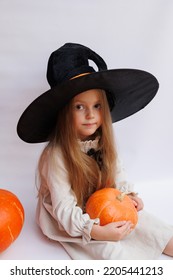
{"left": 94, "top": 103, "right": 101, "bottom": 109}
{"left": 74, "top": 103, "right": 101, "bottom": 111}
{"left": 75, "top": 104, "right": 85, "bottom": 110}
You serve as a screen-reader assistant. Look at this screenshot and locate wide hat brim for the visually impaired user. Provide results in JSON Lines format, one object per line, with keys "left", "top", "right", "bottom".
{"left": 17, "top": 68, "right": 159, "bottom": 143}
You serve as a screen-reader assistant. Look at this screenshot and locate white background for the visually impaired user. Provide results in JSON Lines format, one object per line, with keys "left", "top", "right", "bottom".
{"left": 0, "top": 0, "right": 173, "bottom": 260}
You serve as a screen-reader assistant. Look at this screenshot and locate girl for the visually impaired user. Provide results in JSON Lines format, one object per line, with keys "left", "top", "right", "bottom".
{"left": 17, "top": 42, "right": 173, "bottom": 259}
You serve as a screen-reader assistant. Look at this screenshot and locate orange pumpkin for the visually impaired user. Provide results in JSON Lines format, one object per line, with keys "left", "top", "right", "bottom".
{"left": 86, "top": 188, "right": 138, "bottom": 227}
{"left": 0, "top": 189, "right": 25, "bottom": 253}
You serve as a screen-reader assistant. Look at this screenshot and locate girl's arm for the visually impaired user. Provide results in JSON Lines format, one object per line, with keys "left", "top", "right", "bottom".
{"left": 91, "top": 221, "right": 133, "bottom": 241}
{"left": 39, "top": 149, "right": 100, "bottom": 244}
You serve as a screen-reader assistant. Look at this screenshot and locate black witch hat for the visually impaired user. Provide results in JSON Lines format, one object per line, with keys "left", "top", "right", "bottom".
{"left": 17, "top": 42, "right": 159, "bottom": 143}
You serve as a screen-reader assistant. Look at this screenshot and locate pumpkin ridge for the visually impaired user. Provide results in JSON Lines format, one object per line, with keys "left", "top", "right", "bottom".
{"left": 97, "top": 200, "right": 113, "bottom": 220}
{"left": 13, "top": 202, "right": 24, "bottom": 223}
{"left": 7, "top": 226, "right": 15, "bottom": 242}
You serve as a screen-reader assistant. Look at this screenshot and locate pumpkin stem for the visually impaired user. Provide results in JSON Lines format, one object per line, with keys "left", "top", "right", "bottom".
{"left": 116, "top": 192, "right": 126, "bottom": 202}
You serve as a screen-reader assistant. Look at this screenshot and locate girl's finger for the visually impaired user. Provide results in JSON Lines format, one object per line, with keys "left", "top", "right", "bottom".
{"left": 132, "top": 200, "right": 138, "bottom": 207}
{"left": 114, "top": 221, "right": 128, "bottom": 227}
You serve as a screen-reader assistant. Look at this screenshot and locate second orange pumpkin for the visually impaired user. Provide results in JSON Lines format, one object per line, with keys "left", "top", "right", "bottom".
{"left": 0, "top": 189, "right": 25, "bottom": 253}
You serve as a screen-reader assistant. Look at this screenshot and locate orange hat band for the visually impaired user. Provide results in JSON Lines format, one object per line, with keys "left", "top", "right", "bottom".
{"left": 70, "top": 72, "right": 91, "bottom": 80}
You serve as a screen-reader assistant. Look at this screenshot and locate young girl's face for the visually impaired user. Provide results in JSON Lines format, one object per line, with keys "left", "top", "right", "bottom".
{"left": 72, "top": 89, "right": 102, "bottom": 140}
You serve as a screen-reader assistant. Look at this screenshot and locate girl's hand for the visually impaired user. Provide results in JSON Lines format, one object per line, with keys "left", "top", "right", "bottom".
{"left": 128, "top": 194, "right": 144, "bottom": 211}
{"left": 91, "top": 221, "right": 133, "bottom": 241}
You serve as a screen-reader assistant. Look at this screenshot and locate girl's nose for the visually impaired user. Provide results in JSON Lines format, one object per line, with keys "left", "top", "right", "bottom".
{"left": 86, "top": 108, "right": 94, "bottom": 119}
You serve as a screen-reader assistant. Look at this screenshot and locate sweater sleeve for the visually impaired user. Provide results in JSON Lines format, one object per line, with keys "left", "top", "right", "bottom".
{"left": 40, "top": 149, "right": 99, "bottom": 244}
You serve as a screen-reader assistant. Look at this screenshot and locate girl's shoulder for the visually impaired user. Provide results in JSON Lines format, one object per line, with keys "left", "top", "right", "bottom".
{"left": 40, "top": 144, "right": 66, "bottom": 173}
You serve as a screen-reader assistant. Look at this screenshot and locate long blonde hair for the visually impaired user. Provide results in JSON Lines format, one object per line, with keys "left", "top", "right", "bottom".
{"left": 38, "top": 90, "right": 117, "bottom": 209}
